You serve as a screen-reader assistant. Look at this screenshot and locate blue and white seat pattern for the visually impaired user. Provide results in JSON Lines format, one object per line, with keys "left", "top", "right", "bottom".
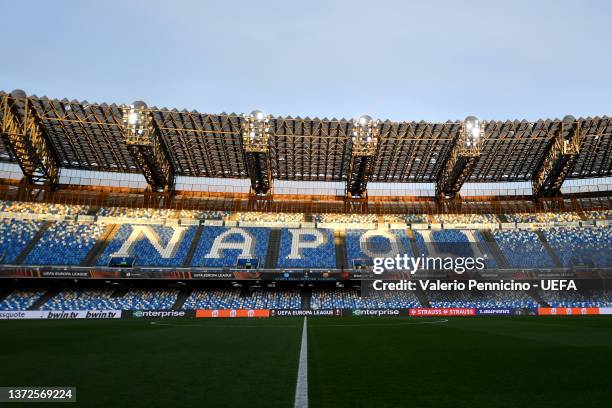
{"left": 543, "top": 227, "right": 612, "bottom": 267}
{"left": 491, "top": 230, "right": 554, "bottom": 268}
{"left": 183, "top": 288, "right": 301, "bottom": 309}
{"left": 42, "top": 289, "right": 179, "bottom": 310}
{"left": 413, "top": 229, "right": 497, "bottom": 268}
{"left": 278, "top": 228, "right": 336, "bottom": 268}
{"left": 310, "top": 289, "right": 419, "bottom": 309}
{"left": 97, "top": 224, "right": 197, "bottom": 266}
{"left": 190, "top": 227, "right": 270, "bottom": 267}
{"left": 346, "top": 229, "right": 413, "bottom": 264}
{"left": 26, "top": 222, "right": 105, "bottom": 265}
{"left": 428, "top": 290, "right": 538, "bottom": 308}
{"left": 0, "top": 219, "right": 41, "bottom": 263}
{"left": 0, "top": 289, "right": 45, "bottom": 310}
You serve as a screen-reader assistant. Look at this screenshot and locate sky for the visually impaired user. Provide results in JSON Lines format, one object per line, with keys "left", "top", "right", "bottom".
{"left": 1, "top": 0, "right": 611, "bottom": 122}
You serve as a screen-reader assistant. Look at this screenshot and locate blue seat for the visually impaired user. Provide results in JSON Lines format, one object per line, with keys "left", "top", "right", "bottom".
{"left": 97, "top": 224, "right": 197, "bottom": 266}
{"left": 26, "top": 222, "right": 105, "bottom": 265}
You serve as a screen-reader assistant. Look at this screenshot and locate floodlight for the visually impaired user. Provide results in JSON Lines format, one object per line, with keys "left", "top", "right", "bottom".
{"left": 463, "top": 115, "right": 483, "bottom": 148}
{"left": 251, "top": 110, "right": 265, "bottom": 121}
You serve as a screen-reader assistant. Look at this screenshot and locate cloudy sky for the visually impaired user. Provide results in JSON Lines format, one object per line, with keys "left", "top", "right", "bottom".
{"left": 1, "top": 0, "right": 610, "bottom": 121}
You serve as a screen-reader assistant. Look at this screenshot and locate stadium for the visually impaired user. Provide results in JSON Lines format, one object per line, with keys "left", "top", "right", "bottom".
{"left": 0, "top": 89, "right": 611, "bottom": 406}
{"left": 2, "top": 1, "right": 612, "bottom": 406}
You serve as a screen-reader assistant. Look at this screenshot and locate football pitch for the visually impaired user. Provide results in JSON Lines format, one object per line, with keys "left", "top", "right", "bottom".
{"left": 1, "top": 316, "right": 611, "bottom": 407}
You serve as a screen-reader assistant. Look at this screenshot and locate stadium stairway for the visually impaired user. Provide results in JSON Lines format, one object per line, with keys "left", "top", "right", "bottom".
{"left": 111, "top": 287, "right": 129, "bottom": 298}
{"left": 183, "top": 224, "right": 204, "bottom": 267}
{"left": 301, "top": 288, "right": 312, "bottom": 309}
{"left": 86, "top": 206, "right": 100, "bottom": 216}
{"left": 172, "top": 288, "right": 192, "bottom": 310}
{"left": 406, "top": 229, "right": 421, "bottom": 257}
{"left": 15, "top": 221, "right": 52, "bottom": 264}
{"left": 534, "top": 230, "right": 563, "bottom": 267}
{"left": 479, "top": 229, "right": 510, "bottom": 268}
{"left": 415, "top": 285, "right": 431, "bottom": 307}
{"left": 497, "top": 214, "right": 509, "bottom": 223}
{"left": 241, "top": 287, "right": 253, "bottom": 298}
{"left": 264, "top": 229, "right": 281, "bottom": 268}
{"left": 528, "top": 288, "right": 550, "bottom": 307}
{"left": 81, "top": 224, "right": 120, "bottom": 266}
{"left": 28, "top": 288, "right": 59, "bottom": 310}
{"left": 334, "top": 230, "right": 348, "bottom": 269}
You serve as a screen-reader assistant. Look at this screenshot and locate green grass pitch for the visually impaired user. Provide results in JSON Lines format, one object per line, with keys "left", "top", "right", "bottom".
{"left": 1, "top": 316, "right": 611, "bottom": 407}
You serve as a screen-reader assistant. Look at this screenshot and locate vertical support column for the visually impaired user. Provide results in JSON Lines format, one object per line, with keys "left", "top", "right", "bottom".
{"left": 436, "top": 116, "right": 483, "bottom": 200}
{"left": 0, "top": 90, "right": 59, "bottom": 187}
{"left": 242, "top": 110, "right": 273, "bottom": 196}
{"left": 347, "top": 115, "right": 379, "bottom": 198}
{"left": 532, "top": 115, "right": 580, "bottom": 197}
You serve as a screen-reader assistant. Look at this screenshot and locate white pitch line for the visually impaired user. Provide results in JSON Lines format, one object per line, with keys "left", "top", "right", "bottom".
{"left": 294, "top": 317, "right": 309, "bottom": 408}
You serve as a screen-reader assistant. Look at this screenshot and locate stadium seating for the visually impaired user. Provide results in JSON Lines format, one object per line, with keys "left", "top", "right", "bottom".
{"left": 402, "top": 214, "right": 429, "bottom": 223}
{"left": 584, "top": 210, "right": 612, "bottom": 220}
{"left": 0, "top": 200, "right": 87, "bottom": 215}
{"left": 345, "top": 229, "right": 413, "bottom": 263}
{"left": 435, "top": 214, "right": 497, "bottom": 224}
{"left": 311, "top": 288, "right": 420, "bottom": 309}
{"left": 505, "top": 212, "right": 582, "bottom": 223}
{"left": 315, "top": 213, "right": 378, "bottom": 224}
{"left": 0, "top": 289, "right": 45, "bottom": 310}
{"left": 541, "top": 290, "right": 612, "bottom": 307}
{"left": 191, "top": 226, "right": 270, "bottom": 267}
{"left": 277, "top": 228, "right": 336, "bottom": 268}
{"left": 3, "top": 285, "right": 612, "bottom": 310}
{"left": 183, "top": 288, "right": 301, "bottom": 309}
{"left": 236, "top": 212, "right": 303, "bottom": 223}
{"left": 98, "top": 207, "right": 177, "bottom": 219}
{"left": 0, "top": 219, "right": 41, "bottom": 263}
{"left": 26, "top": 222, "right": 105, "bottom": 265}
{"left": 542, "top": 226, "right": 612, "bottom": 267}
{"left": 414, "top": 230, "right": 497, "bottom": 267}
{"left": 97, "top": 224, "right": 197, "bottom": 267}
{"left": 490, "top": 229, "right": 555, "bottom": 268}
{"left": 0, "top": 201, "right": 610, "bottom": 272}
{"left": 427, "top": 290, "right": 538, "bottom": 308}
{"left": 42, "top": 288, "right": 179, "bottom": 310}
{"left": 181, "top": 210, "right": 228, "bottom": 220}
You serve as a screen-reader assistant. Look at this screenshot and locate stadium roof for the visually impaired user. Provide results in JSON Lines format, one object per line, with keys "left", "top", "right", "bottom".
{"left": 1, "top": 91, "right": 611, "bottom": 189}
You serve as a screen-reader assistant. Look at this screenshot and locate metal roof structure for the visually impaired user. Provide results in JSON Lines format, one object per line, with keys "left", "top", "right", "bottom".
{"left": 1, "top": 91, "right": 611, "bottom": 198}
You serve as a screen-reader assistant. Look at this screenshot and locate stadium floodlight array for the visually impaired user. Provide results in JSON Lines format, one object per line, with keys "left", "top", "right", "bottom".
{"left": 347, "top": 115, "right": 380, "bottom": 198}
{"left": 120, "top": 100, "right": 175, "bottom": 193}
{"left": 122, "top": 101, "right": 150, "bottom": 145}
{"left": 242, "top": 110, "right": 271, "bottom": 153}
{"left": 436, "top": 115, "right": 484, "bottom": 199}
{"left": 242, "top": 110, "right": 273, "bottom": 195}
{"left": 532, "top": 115, "right": 581, "bottom": 197}
{"left": 463, "top": 116, "right": 482, "bottom": 149}
{"left": 351, "top": 115, "right": 379, "bottom": 155}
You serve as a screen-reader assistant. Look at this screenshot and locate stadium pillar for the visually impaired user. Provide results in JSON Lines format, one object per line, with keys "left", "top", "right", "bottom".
{"left": 532, "top": 115, "right": 580, "bottom": 198}
{"left": 436, "top": 116, "right": 482, "bottom": 200}
{"left": 242, "top": 110, "right": 273, "bottom": 196}
{"left": 346, "top": 115, "right": 378, "bottom": 199}
{"left": 0, "top": 90, "right": 59, "bottom": 187}
{"left": 122, "top": 101, "right": 175, "bottom": 194}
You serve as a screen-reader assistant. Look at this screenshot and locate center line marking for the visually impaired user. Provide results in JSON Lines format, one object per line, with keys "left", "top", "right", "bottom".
{"left": 294, "top": 317, "right": 308, "bottom": 408}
